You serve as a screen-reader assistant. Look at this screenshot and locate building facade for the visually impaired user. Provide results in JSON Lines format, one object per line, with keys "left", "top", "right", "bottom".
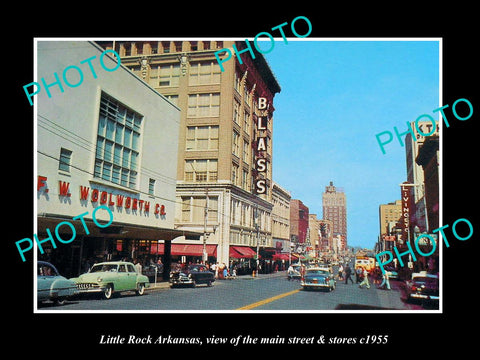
{"left": 405, "top": 120, "right": 439, "bottom": 233}
{"left": 271, "top": 181, "right": 291, "bottom": 255}
{"left": 322, "top": 181, "right": 347, "bottom": 250}
{"left": 98, "top": 40, "right": 281, "bottom": 265}
{"left": 378, "top": 200, "right": 403, "bottom": 252}
{"left": 290, "top": 199, "right": 309, "bottom": 253}
{"left": 36, "top": 41, "right": 196, "bottom": 278}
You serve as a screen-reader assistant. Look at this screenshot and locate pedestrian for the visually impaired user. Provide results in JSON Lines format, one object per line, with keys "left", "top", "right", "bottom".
{"left": 355, "top": 267, "right": 362, "bottom": 283}
{"left": 135, "top": 259, "right": 142, "bottom": 274}
{"left": 338, "top": 264, "right": 344, "bottom": 281}
{"left": 344, "top": 264, "right": 354, "bottom": 284}
{"left": 358, "top": 268, "right": 370, "bottom": 289}
{"left": 378, "top": 271, "right": 391, "bottom": 290}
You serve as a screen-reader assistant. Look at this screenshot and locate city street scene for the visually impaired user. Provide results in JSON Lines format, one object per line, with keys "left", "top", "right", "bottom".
{"left": 33, "top": 37, "right": 440, "bottom": 312}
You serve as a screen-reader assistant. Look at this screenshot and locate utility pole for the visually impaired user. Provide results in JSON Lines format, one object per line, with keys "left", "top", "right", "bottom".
{"left": 203, "top": 188, "right": 209, "bottom": 264}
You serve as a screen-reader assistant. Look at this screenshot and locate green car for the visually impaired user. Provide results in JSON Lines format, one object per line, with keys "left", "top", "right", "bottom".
{"left": 71, "top": 261, "right": 149, "bottom": 300}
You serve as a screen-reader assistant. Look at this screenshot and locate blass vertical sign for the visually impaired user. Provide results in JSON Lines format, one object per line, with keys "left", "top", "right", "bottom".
{"left": 255, "top": 97, "right": 268, "bottom": 194}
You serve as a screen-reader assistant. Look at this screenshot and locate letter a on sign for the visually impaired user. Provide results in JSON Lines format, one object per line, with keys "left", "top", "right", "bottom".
{"left": 258, "top": 97, "right": 267, "bottom": 110}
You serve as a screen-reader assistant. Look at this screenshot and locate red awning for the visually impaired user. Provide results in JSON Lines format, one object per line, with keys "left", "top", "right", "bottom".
{"left": 230, "top": 246, "right": 256, "bottom": 258}
{"left": 153, "top": 243, "right": 217, "bottom": 256}
{"left": 272, "top": 253, "right": 290, "bottom": 261}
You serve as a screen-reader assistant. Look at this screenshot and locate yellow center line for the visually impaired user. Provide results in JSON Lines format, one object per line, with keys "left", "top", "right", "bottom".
{"left": 236, "top": 289, "right": 301, "bottom": 310}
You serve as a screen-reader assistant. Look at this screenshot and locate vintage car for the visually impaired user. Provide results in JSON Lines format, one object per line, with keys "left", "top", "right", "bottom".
{"left": 143, "top": 263, "right": 164, "bottom": 282}
{"left": 316, "top": 263, "right": 334, "bottom": 274}
{"left": 287, "top": 263, "right": 302, "bottom": 280}
{"left": 301, "top": 267, "right": 336, "bottom": 291}
{"left": 37, "top": 261, "right": 78, "bottom": 306}
{"left": 71, "top": 261, "right": 150, "bottom": 299}
{"left": 169, "top": 264, "right": 215, "bottom": 288}
{"left": 405, "top": 272, "right": 439, "bottom": 304}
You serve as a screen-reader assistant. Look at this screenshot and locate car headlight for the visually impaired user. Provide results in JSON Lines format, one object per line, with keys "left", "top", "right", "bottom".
{"left": 97, "top": 277, "right": 103, "bottom": 282}
{"left": 188, "top": 273, "right": 192, "bottom": 278}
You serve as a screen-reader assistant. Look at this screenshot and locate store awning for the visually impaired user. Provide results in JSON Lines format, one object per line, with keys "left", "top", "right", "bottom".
{"left": 272, "top": 253, "right": 291, "bottom": 261}
{"left": 230, "top": 246, "right": 257, "bottom": 258}
{"left": 153, "top": 243, "right": 217, "bottom": 256}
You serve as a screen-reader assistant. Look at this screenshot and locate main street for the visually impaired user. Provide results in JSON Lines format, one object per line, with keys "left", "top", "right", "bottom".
{"left": 42, "top": 271, "right": 426, "bottom": 311}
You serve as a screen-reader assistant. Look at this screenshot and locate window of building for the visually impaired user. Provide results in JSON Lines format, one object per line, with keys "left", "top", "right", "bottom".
{"left": 184, "top": 159, "right": 217, "bottom": 182}
{"left": 158, "top": 64, "right": 180, "bottom": 87}
{"left": 181, "top": 196, "right": 218, "bottom": 223}
{"left": 232, "top": 163, "right": 239, "bottom": 185}
{"left": 234, "top": 72, "right": 241, "bottom": 93}
{"left": 243, "top": 140, "right": 249, "bottom": 162}
{"left": 162, "top": 94, "right": 178, "bottom": 106}
{"left": 244, "top": 111, "right": 250, "bottom": 133}
{"left": 149, "top": 41, "right": 158, "bottom": 54}
{"left": 232, "top": 131, "right": 240, "bottom": 157}
{"left": 58, "top": 148, "right": 72, "bottom": 173}
{"left": 161, "top": 41, "right": 170, "bottom": 53}
{"left": 181, "top": 197, "right": 191, "bottom": 222}
{"left": 242, "top": 169, "right": 249, "bottom": 191}
{"left": 149, "top": 178, "right": 155, "bottom": 195}
{"left": 187, "top": 93, "right": 220, "bottom": 117}
{"left": 95, "top": 92, "right": 142, "bottom": 189}
{"left": 208, "top": 196, "right": 218, "bottom": 222}
{"left": 233, "top": 99, "right": 240, "bottom": 124}
{"left": 189, "top": 61, "right": 221, "bottom": 85}
{"left": 186, "top": 125, "right": 219, "bottom": 151}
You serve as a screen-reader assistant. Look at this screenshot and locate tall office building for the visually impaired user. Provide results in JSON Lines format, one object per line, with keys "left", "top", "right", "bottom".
{"left": 322, "top": 181, "right": 347, "bottom": 251}
{"left": 98, "top": 40, "right": 281, "bottom": 264}
{"left": 405, "top": 120, "right": 439, "bottom": 233}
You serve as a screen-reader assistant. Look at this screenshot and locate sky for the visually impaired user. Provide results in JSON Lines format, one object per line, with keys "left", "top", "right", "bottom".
{"left": 263, "top": 39, "right": 440, "bottom": 250}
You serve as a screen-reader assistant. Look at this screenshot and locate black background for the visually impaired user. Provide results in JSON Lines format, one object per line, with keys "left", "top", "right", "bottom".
{"left": 8, "top": 4, "right": 477, "bottom": 354}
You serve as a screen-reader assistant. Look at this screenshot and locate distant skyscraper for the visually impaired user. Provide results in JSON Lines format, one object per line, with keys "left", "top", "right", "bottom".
{"left": 322, "top": 181, "right": 347, "bottom": 250}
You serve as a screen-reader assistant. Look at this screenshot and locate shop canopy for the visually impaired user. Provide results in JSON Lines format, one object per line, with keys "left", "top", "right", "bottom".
{"left": 229, "top": 246, "right": 257, "bottom": 258}
{"left": 152, "top": 243, "right": 217, "bottom": 256}
{"left": 272, "top": 253, "right": 291, "bottom": 261}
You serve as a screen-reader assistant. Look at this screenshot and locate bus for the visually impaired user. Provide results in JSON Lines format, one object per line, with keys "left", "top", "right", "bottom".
{"left": 355, "top": 253, "right": 375, "bottom": 272}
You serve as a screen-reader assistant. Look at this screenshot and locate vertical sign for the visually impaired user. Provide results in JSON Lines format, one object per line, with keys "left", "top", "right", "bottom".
{"left": 400, "top": 182, "right": 412, "bottom": 242}
{"left": 255, "top": 97, "right": 268, "bottom": 194}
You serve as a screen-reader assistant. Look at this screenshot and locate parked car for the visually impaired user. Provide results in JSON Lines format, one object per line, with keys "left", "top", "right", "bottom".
{"left": 287, "top": 263, "right": 302, "bottom": 280}
{"left": 301, "top": 267, "right": 336, "bottom": 291}
{"left": 405, "top": 272, "right": 439, "bottom": 304}
{"left": 170, "top": 264, "right": 215, "bottom": 288}
{"left": 143, "top": 263, "right": 163, "bottom": 282}
{"left": 71, "top": 261, "right": 150, "bottom": 299}
{"left": 37, "top": 261, "right": 78, "bottom": 306}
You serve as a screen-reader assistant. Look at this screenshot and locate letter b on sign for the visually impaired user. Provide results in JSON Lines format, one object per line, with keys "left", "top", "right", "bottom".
{"left": 258, "top": 97, "right": 268, "bottom": 110}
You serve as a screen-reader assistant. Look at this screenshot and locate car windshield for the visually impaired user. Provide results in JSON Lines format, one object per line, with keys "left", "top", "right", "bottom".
{"left": 189, "top": 265, "right": 205, "bottom": 272}
{"left": 306, "top": 270, "right": 328, "bottom": 276}
{"left": 90, "top": 264, "right": 118, "bottom": 273}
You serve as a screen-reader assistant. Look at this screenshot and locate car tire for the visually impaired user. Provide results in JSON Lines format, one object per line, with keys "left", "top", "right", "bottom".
{"left": 136, "top": 283, "right": 145, "bottom": 296}
{"left": 207, "top": 280, "right": 213, "bottom": 287}
{"left": 103, "top": 284, "right": 113, "bottom": 300}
